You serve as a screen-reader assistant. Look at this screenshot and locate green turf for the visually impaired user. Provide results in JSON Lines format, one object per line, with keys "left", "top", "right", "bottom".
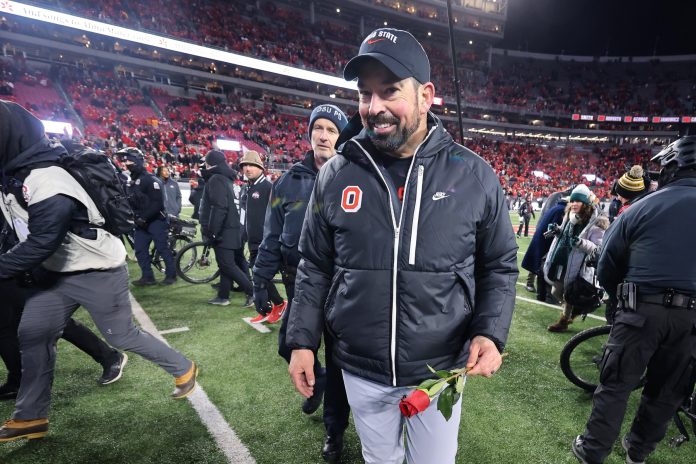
{"left": 0, "top": 209, "right": 693, "bottom": 463}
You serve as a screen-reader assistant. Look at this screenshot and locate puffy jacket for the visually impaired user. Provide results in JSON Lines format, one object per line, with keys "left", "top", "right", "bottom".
{"left": 0, "top": 101, "right": 125, "bottom": 277}
{"left": 543, "top": 207, "right": 608, "bottom": 298}
{"left": 253, "top": 152, "right": 317, "bottom": 281}
{"left": 286, "top": 114, "right": 518, "bottom": 387}
{"left": 199, "top": 163, "right": 241, "bottom": 249}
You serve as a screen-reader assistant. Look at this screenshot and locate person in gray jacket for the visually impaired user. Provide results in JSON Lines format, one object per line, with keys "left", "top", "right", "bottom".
{"left": 157, "top": 166, "right": 182, "bottom": 218}
{"left": 286, "top": 29, "right": 518, "bottom": 464}
{"left": 544, "top": 184, "right": 609, "bottom": 332}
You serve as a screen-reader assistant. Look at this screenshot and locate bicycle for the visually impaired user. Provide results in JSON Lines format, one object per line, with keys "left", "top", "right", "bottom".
{"left": 175, "top": 240, "right": 220, "bottom": 284}
{"left": 121, "top": 217, "right": 197, "bottom": 272}
{"left": 560, "top": 322, "right": 695, "bottom": 448}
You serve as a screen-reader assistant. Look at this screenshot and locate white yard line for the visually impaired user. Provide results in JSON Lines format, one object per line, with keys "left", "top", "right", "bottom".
{"left": 242, "top": 317, "right": 272, "bottom": 333}
{"left": 129, "top": 293, "right": 255, "bottom": 464}
{"left": 159, "top": 326, "right": 190, "bottom": 335}
{"left": 514, "top": 283, "right": 607, "bottom": 322}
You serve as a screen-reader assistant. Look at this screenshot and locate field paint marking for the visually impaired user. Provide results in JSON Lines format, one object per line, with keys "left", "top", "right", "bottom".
{"left": 514, "top": 285, "right": 607, "bottom": 322}
{"left": 159, "top": 326, "right": 190, "bottom": 335}
{"left": 242, "top": 317, "right": 272, "bottom": 333}
{"left": 130, "top": 294, "right": 255, "bottom": 464}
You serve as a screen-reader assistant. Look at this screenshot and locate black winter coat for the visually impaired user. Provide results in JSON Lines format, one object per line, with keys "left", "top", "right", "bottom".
{"left": 199, "top": 163, "right": 241, "bottom": 250}
{"left": 0, "top": 101, "right": 79, "bottom": 278}
{"left": 244, "top": 174, "right": 273, "bottom": 251}
{"left": 253, "top": 152, "right": 317, "bottom": 282}
{"left": 129, "top": 169, "right": 166, "bottom": 224}
{"left": 286, "top": 114, "right": 518, "bottom": 387}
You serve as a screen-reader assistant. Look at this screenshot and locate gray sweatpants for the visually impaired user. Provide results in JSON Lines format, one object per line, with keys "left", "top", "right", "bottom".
{"left": 342, "top": 370, "right": 462, "bottom": 464}
{"left": 13, "top": 265, "right": 191, "bottom": 419}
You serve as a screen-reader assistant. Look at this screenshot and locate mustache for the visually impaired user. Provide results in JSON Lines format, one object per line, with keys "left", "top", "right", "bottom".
{"left": 366, "top": 114, "right": 399, "bottom": 127}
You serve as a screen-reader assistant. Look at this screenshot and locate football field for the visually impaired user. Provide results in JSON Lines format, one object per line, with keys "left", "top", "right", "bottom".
{"left": 0, "top": 210, "right": 693, "bottom": 463}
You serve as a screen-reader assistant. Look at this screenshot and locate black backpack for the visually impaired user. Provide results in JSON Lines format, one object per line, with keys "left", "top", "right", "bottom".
{"left": 59, "top": 149, "right": 135, "bottom": 236}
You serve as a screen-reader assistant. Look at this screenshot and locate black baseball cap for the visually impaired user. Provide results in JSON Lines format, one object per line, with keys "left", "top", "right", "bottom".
{"left": 343, "top": 28, "right": 430, "bottom": 84}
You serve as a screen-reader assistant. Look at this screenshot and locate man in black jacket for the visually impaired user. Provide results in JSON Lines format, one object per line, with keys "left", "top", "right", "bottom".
{"left": 572, "top": 136, "right": 696, "bottom": 464}
{"left": 239, "top": 150, "right": 286, "bottom": 324}
{"left": 253, "top": 104, "right": 351, "bottom": 462}
{"left": 286, "top": 29, "right": 518, "bottom": 463}
{"left": 199, "top": 150, "right": 253, "bottom": 306}
{"left": 119, "top": 148, "right": 176, "bottom": 286}
{"left": 517, "top": 193, "right": 536, "bottom": 238}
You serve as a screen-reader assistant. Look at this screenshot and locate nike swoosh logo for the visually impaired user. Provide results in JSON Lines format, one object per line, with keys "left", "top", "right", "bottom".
{"left": 367, "top": 38, "right": 386, "bottom": 45}
{"left": 432, "top": 193, "right": 450, "bottom": 201}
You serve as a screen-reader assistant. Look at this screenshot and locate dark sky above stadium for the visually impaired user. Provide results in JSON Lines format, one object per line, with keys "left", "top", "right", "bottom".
{"left": 500, "top": 0, "right": 694, "bottom": 56}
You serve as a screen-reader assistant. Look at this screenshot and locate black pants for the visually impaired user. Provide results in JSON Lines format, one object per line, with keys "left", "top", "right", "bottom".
{"left": 0, "top": 280, "right": 118, "bottom": 387}
{"left": 277, "top": 266, "right": 350, "bottom": 436}
{"left": 517, "top": 215, "right": 531, "bottom": 237}
{"left": 213, "top": 246, "right": 253, "bottom": 299}
{"left": 248, "top": 248, "right": 283, "bottom": 305}
{"left": 581, "top": 304, "right": 696, "bottom": 462}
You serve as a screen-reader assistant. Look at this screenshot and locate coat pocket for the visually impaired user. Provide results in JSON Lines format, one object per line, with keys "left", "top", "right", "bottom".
{"left": 324, "top": 268, "right": 346, "bottom": 320}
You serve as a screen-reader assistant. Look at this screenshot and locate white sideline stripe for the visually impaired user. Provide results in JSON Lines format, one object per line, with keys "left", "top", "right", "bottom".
{"left": 159, "top": 326, "right": 190, "bottom": 335}
{"left": 242, "top": 317, "right": 272, "bottom": 333}
{"left": 129, "top": 294, "right": 255, "bottom": 464}
{"left": 514, "top": 285, "right": 607, "bottom": 322}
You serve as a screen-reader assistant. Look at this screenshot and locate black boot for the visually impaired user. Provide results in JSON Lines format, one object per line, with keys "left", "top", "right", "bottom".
{"left": 322, "top": 433, "right": 344, "bottom": 463}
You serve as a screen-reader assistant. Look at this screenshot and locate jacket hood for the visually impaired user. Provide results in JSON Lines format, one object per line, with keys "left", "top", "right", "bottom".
{"left": 206, "top": 160, "right": 238, "bottom": 181}
{"left": 338, "top": 112, "right": 451, "bottom": 165}
{"left": 0, "top": 100, "right": 66, "bottom": 174}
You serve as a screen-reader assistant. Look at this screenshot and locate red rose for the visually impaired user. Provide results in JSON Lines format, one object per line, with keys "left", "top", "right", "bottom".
{"left": 399, "top": 389, "right": 431, "bottom": 418}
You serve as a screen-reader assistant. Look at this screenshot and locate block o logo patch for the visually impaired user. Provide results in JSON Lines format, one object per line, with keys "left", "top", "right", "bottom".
{"left": 341, "top": 186, "right": 363, "bottom": 213}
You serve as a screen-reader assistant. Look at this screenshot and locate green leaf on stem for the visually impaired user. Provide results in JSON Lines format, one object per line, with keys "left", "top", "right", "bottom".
{"left": 435, "top": 370, "right": 450, "bottom": 379}
{"left": 455, "top": 375, "right": 465, "bottom": 394}
{"left": 428, "top": 381, "right": 445, "bottom": 397}
{"left": 453, "top": 391, "right": 461, "bottom": 406}
{"left": 427, "top": 364, "right": 437, "bottom": 374}
{"left": 418, "top": 378, "right": 441, "bottom": 391}
{"left": 437, "top": 385, "right": 455, "bottom": 421}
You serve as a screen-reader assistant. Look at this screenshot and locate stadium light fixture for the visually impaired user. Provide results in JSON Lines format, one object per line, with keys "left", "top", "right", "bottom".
{"left": 42, "top": 120, "right": 73, "bottom": 137}
{"left": 1, "top": 2, "right": 358, "bottom": 91}
{"left": 215, "top": 139, "right": 241, "bottom": 151}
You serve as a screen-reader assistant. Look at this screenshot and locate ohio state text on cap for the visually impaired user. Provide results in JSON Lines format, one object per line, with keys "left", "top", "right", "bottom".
{"left": 343, "top": 28, "right": 431, "bottom": 84}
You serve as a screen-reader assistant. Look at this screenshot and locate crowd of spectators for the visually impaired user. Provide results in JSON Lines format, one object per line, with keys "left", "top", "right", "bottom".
{"left": 30, "top": 0, "right": 694, "bottom": 117}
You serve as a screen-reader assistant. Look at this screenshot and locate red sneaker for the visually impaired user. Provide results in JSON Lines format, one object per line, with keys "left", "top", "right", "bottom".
{"left": 249, "top": 313, "right": 268, "bottom": 324}
{"left": 266, "top": 300, "right": 287, "bottom": 324}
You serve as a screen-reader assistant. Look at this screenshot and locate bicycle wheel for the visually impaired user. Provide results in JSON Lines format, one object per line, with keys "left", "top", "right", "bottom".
{"left": 176, "top": 241, "right": 220, "bottom": 284}
{"left": 152, "top": 235, "right": 192, "bottom": 273}
{"left": 560, "top": 325, "right": 612, "bottom": 392}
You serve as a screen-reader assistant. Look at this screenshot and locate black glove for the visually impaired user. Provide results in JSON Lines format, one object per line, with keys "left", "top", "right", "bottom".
{"left": 543, "top": 223, "right": 561, "bottom": 239}
{"left": 134, "top": 217, "right": 148, "bottom": 229}
{"left": 253, "top": 278, "right": 272, "bottom": 315}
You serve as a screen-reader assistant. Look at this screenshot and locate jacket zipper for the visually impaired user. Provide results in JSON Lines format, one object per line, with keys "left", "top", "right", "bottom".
{"left": 408, "top": 164, "right": 424, "bottom": 265}
{"left": 349, "top": 124, "right": 437, "bottom": 386}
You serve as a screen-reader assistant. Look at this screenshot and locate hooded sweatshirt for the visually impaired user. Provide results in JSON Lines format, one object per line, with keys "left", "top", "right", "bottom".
{"left": 0, "top": 101, "right": 125, "bottom": 276}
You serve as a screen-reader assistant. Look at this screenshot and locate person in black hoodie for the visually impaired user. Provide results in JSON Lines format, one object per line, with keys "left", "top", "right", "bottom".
{"left": 199, "top": 150, "right": 253, "bottom": 306}
{"left": 0, "top": 101, "right": 197, "bottom": 442}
